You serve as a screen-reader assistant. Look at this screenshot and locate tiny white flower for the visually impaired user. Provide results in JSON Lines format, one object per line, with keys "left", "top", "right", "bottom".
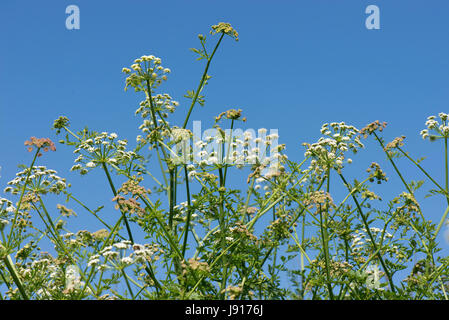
{"left": 114, "top": 241, "right": 131, "bottom": 250}
{"left": 188, "top": 171, "right": 197, "bottom": 180}
{"left": 256, "top": 177, "right": 265, "bottom": 183}
{"left": 208, "top": 156, "right": 219, "bottom": 164}
{"left": 87, "top": 258, "right": 100, "bottom": 267}
{"left": 86, "top": 162, "right": 96, "bottom": 168}
{"left": 131, "top": 63, "right": 141, "bottom": 71}
{"left": 121, "top": 257, "right": 134, "bottom": 265}
{"left": 103, "top": 251, "right": 119, "bottom": 259}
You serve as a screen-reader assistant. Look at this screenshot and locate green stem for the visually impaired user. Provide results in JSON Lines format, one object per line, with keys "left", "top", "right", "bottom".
{"left": 445, "top": 136, "right": 448, "bottom": 199}
{"left": 37, "top": 199, "right": 71, "bottom": 256}
{"left": 2, "top": 254, "right": 28, "bottom": 299}
{"left": 121, "top": 268, "right": 135, "bottom": 298}
{"left": 7, "top": 148, "right": 40, "bottom": 247}
{"left": 101, "top": 164, "right": 164, "bottom": 289}
{"left": 168, "top": 169, "right": 175, "bottom": 232}
{"left": 185, "top": 238, "right": 239, "bottom": 299}
{"left": 222, "top": 119, "right": 235, "bottom": 186}
{"left": 339, "top": 173, "right": 396, "bottom": 293}
{"left": 218, "top": 167, "right": 228, "bottom": 298}
{"left": 145, "top": 79, "right": 169, "bottom": 188}
{"left": 435, "top": 205, "right": 449, "bottom": 238}
{"left": 65, "top": 192, "right": 117, "bottom": 234}
{"left": 373, "top": 132, "right": 426, "bottom": 222}
{"left": 139, "top": 195, "right": 183, "bottom": 260}
{"left": 181, "top": 166, "right": 193, "bottom": 257}
{"left": 397, "top": 147, "right": 448, "bottom": 198}
{"left": 321, "top": 170, "right": 334, "bottom": 299}
{"left": 102, "top": 163, "right": 134, "bottom": 244}
{"left": 289, "top": 229, "right": 312, "bottom": 264}
{"left": 319, "top": 209, "right": 333, "bottom": 299}
{"left": 182, "top": 33, "right": 225, "bottom": 129}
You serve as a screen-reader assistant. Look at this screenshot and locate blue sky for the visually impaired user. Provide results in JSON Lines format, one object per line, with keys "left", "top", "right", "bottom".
{"left": 2, "top": 0, "right": 449, "bottom": 291}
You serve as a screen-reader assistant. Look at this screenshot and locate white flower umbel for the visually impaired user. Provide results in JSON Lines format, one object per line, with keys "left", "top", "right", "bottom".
{"left": 5, "top": 166, "right": 68, "bottom": 195}
{"left": 68, "top": 130, "right": 135, "bottom": 176}
{"left": 421, "top": 113, "right": 449, "bottom": 141}
{"left": 304, "top": 122, "right": 363, "bottom": 173}
{"left": 190, "top": 121, "right": 280, "bottom": 168}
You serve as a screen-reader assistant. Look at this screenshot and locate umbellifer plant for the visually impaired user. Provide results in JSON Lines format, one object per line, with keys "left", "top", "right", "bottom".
{"left": 1, "top": 22, "right": 449, "bottom": 300}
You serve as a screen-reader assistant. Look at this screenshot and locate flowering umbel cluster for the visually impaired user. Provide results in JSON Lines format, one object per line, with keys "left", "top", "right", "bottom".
{"left": 215, "top": 109, "right": 245, "bottom": 122}
{"left": 303, "top": 122, "right": 364, "bottom": 173}
{"left": 4, "top": 166, "right": 67, "bottom": 196}
{"left": 52, "top": 116, "right": 70, "bottom": 134}
{"left": 123, "top": 55, "right": 171, "bottom": 92}
{"left": 87, "top": 240, "right": 163, "bottom": 271}
{"left": 210, "top": 22, "right": 239, "bottom": 41}
{"left": 136, "top": 93, "right": 180, "bottom": 139}
{"left": 112, "top": 177, "right": 151, "bottom": 217}
{"left": 366, "top": 162, "right": 388, "bottom": 184}
{"left": 420, "top": 113, "right": 449, "bottom": 141}
{"left": 6, "top": 22, "right": 449, "bottom": 301}
{"left": 69, "top": 131, "right": 134, "bottom": 175}
{"left": 24, "top": 137, "right": 56, "bottom": 157}
{"left": 385, "top": 135, "right": 406, "bottom": 151}
{"left": 359, "top": 120, "right": 387, "bottom": 138}
{"left": 0, "top": 198, "right": 15, "bottom": 231}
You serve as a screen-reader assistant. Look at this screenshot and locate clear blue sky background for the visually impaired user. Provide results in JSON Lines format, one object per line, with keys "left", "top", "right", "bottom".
{"left": 1, "top": 0, "right": 449, "bottom": 289}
